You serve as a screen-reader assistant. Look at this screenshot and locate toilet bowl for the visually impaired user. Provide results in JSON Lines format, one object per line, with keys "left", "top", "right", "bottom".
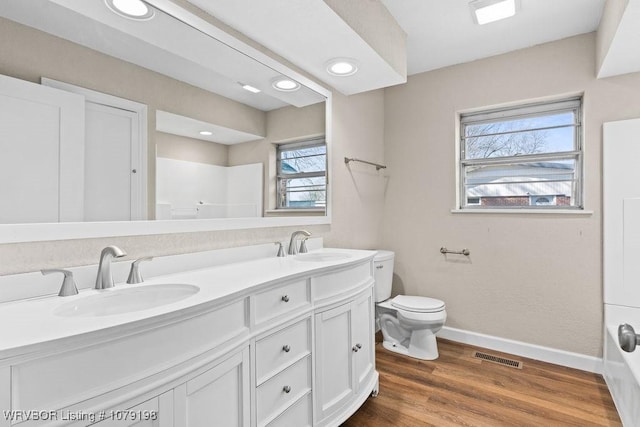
{"left": 374, "top": 251, "right": 446, "bottom": 360}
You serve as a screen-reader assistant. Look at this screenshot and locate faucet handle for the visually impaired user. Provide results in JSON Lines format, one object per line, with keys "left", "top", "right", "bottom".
{"left": 299, "top": 238, "right": 309, "bottom": 254}
{"left": 42, "top": 269, "right": 79, "bottom": 297}
{"left": 127, "top": 256, "right": 153, "bottom": 284}
{"left": 275, "top": 242, "right": 286, "bottom": 257}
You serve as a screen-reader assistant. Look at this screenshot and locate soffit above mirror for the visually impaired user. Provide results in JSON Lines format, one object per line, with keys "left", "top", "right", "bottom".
{"left": 156, "top": 111, "right": 264, "bottom": 145}
{"left": 187, "top": 0, "right": 407, "bottom": 96}
{"left": 0, "top": 0, "right": 326, "bottom": 111}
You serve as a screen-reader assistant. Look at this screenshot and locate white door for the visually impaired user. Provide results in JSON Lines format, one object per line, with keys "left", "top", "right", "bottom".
{"left": 351, "top": 291, "right": 375, "bottom": 392}
{"left": 314, "top": 302, "right": 354, "bottom": 422}
{"left": 84, "top": 102, "right": 138, "bottom": 221}
{"left": 0, "top": 74, "right": 84, "bottom": 223}
{"left": 604, "top": 118, "right": 640, "bottom": 306}
{"left": 174, "top": 347, "right": 251, "bottom": 427}
{"left": 42, "top": 78, "right": 147, "bottom": 221}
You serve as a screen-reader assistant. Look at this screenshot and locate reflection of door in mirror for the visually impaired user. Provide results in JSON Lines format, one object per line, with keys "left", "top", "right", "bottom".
{"left": 0, "top": 74, "right": 84, "bottom": 224}
{"left": 43, "top": 79, "right": 148, "bottom": 222}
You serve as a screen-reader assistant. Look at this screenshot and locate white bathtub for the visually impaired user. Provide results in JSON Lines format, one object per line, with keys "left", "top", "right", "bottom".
{"left": 604, "top": 304, "right": 640, "bottom": 426}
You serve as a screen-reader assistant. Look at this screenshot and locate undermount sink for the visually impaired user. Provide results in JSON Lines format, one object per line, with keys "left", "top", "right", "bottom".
{"left": 54, "top": 284, "right": 200, "bottom": 317}
{"left": 294, "top": 252, "right": 352, "bottom": 262}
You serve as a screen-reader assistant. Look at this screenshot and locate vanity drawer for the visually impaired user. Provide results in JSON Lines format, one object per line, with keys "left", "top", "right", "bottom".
{"left": 266, "top": 393, "right": 312, "bottom": 427}
{"left": 311, "top": 261, "right": 372, "bottom": 302}
{"left": 256, "top": 355, "right": 311, "bottom": 425}
{"left": 253, "top": 279, "right": 310, "bottom": 325}
{"left": 255, "top": 317, "right": 311, "bottom": 384}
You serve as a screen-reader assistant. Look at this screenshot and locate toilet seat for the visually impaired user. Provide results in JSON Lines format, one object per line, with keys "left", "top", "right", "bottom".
{"left": 391, "top": 295, "right": 445, "bottom": 313}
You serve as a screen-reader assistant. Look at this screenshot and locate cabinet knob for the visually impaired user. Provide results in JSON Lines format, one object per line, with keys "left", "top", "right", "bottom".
{"left": 356, "top": 343, "right": 362, "bottom": 349}
{"left": 282, "top": 344, "right": 291, "bottom": 353}
{"left": 283, "top": 385, "right": 292, "bottom": 393}
{"left": 281, "top": 295, "right": 290, "bottom": 302}
{"left": 352, "top": 345, "right": 359, "bottom": 353}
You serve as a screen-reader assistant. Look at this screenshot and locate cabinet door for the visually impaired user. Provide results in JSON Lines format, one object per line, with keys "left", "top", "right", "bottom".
{"left": 174, "top": 347, "right": 251, "bottom": 427}
{"left": 314, "top": 303, "right": 354, "bottom": 421}
{"left": 351, "top": 290, "right": 375, "bottom": 392}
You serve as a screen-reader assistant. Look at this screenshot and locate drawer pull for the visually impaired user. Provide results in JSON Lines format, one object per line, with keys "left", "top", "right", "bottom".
{"left": 283, "top": 385, "right": 292, "bottom": 393}
{"left": 282, "top": 344, "right": 291, "bottom": 353}
{"left": 281, "top": 295, "right": 290, "bottom": 302}
{"left": 376, "top": 265, "right": 384, "bottom": 269}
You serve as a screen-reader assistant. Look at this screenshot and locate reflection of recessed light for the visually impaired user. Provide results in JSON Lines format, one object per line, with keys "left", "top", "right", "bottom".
{"left": 199, "top": 131, "right": 213, "bottom": 136}
{"left": 105, "top": 0, "right": 155, "bottom": 20}
{"left": 240, "top": 83, "right": 261, "bottom": 93}
{"left": 326, "top": 58, "right": 358, "bottom": 76}
{"left": 469, "top": 0, "right": 518, "bottom": 25}
{"left": 272, "top": 78, "right": 300, "bottom": 92}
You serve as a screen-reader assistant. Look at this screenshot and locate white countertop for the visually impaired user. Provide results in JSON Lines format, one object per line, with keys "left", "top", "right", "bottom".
{"left": 0, "top": 248, "right": 375, "bottom": 360}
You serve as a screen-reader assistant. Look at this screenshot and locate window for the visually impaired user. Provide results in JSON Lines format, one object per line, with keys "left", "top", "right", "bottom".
{"left": 276, "top": 138, "right": 326, "bottom": 209}
{"left": 459, "top": 97, "right": 583, "bottom": 210}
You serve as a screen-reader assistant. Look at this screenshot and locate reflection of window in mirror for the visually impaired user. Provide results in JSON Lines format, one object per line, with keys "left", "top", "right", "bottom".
{"left": 276, "top": 138, "right": 327, "bottom": 212}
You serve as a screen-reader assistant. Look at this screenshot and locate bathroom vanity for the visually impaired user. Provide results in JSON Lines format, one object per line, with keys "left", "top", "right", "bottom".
{"left": 0, "top": 248, "right": 377, "bottom": 427}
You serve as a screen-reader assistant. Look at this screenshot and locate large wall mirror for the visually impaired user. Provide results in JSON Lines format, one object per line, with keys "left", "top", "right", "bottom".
{"left": 0, "top": 0, "right": 331, "bottom": 243}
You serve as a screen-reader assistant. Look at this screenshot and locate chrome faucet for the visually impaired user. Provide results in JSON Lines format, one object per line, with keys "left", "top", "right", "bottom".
{"left": 42, "top": 268, "right": 79, "bottom": 297}
{"left": 95, "top": 246, "right": 127, "bottom": 290}
{"left": 127, "top": 256, "right": 153, "bottom": 284}
{"left": 288, "top": 230, "right": 311, "bottom": 255}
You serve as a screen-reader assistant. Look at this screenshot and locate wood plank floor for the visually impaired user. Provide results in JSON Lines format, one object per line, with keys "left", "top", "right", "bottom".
{"left": 343, "top": 338, "right": 621, "bottom": 427}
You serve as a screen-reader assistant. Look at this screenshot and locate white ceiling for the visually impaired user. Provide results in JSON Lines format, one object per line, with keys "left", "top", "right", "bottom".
{"left": 0, "top": 0, "right": 325, "bottom": 111}
{"left": 381, "top": 0, "right": 605, "bottom": 75}
{"left": 192, "top": 0, "right": 605, "bottom": 90}
{"left": 186, "top": 0, "right": 406, "bottom": 95}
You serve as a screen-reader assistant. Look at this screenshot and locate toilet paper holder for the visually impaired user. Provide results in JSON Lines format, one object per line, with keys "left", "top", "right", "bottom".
{"left": 440, "top": 247, "right": 470, "bottom": 256}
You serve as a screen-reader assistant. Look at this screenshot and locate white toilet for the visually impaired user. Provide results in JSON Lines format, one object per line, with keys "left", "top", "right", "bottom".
{"left": 374, "top": 250, "right": 447, "bottom": 360}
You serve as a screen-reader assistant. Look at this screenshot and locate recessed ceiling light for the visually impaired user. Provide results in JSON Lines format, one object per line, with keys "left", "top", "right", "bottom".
{"left": 326, "top": 58, "right": 358, "bottom": 77}
{"left": 105, "top": 0, "right": 155, "bottom": 20}
{"left": 469, "top": 0, "right": 518, "bottom": 25}
{"left": 240, "top": 83, "right": 261, "bottom": 93}
{"left": 199, "top": 131, "right": 213, "bottom": 136}
{"left": 272, "top": 78, "right": 300, "bottom": 92}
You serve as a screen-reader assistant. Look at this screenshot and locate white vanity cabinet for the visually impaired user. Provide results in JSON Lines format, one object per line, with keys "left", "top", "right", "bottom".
{"left": 0, "top": 251, "right": 377, "bottom": 427}
{"left": 311, "top": 261, "right": 377, "bottom": 426}
{"left": 173, "top": 347, "right": 251, "bottom": 427}
{"left": 313, "top": 290, "right": 375, "bottom": 425}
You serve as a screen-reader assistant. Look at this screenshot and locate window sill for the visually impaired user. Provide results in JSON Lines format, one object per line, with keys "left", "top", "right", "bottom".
{"left": 265, "top": 209, "right": 326, "bottom": 217}
{"left": 451, "top": 208, "right": 593, "bottom": 215}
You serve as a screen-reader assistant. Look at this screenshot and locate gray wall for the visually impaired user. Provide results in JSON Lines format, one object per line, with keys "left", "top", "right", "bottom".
{"left": 382, "top": 32, "right": 640, "bottom": 357}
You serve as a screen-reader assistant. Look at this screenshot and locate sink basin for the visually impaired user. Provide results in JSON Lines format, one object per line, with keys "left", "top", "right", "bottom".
{"left": 54, "top": 284, "right": 199, "bottom": 317}
{"left": 294, "top": 252, "right": 352, "bottom": 262}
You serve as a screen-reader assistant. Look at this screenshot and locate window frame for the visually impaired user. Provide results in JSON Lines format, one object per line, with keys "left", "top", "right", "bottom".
{"left": 458, "top": 97, "right": 583, "bottom": 211}
{"left": 276, "top": 137, "right": 327, "bottom": 210}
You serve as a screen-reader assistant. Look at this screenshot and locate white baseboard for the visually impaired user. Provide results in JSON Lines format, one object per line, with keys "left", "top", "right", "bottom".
{"left": 437, "top": 326, "right": 603, "bottom": 374}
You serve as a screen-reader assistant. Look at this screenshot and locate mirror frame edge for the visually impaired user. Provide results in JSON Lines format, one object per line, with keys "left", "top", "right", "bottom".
{"left": 0, "top": 0, "right": 332, "bottom": 244}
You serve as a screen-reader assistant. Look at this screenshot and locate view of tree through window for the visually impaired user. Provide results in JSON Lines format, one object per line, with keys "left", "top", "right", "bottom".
{"left": 277, "top": 140, "right": 326, "bottom": 209}
{"left": 460, "top": 98, "right": 583, "bottom": 209}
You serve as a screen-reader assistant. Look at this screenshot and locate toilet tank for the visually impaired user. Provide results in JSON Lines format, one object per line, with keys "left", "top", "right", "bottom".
{"left": 374, "top": 250, "right": 394, "bottom": 302}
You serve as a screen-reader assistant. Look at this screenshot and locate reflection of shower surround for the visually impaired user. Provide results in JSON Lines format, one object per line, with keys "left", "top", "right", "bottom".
{"left": 156, "top": 157, "right": 263, "bottom": 220}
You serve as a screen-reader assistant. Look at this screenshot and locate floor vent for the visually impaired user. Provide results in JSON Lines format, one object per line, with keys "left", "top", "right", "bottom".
{"left": 472, "top": 351, "right": 523, "bottom": 369}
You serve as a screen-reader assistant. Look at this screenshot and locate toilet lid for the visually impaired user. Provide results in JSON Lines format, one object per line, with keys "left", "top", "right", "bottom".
{"left": 391, "top": 295, "right": 445, "bottom": 313}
